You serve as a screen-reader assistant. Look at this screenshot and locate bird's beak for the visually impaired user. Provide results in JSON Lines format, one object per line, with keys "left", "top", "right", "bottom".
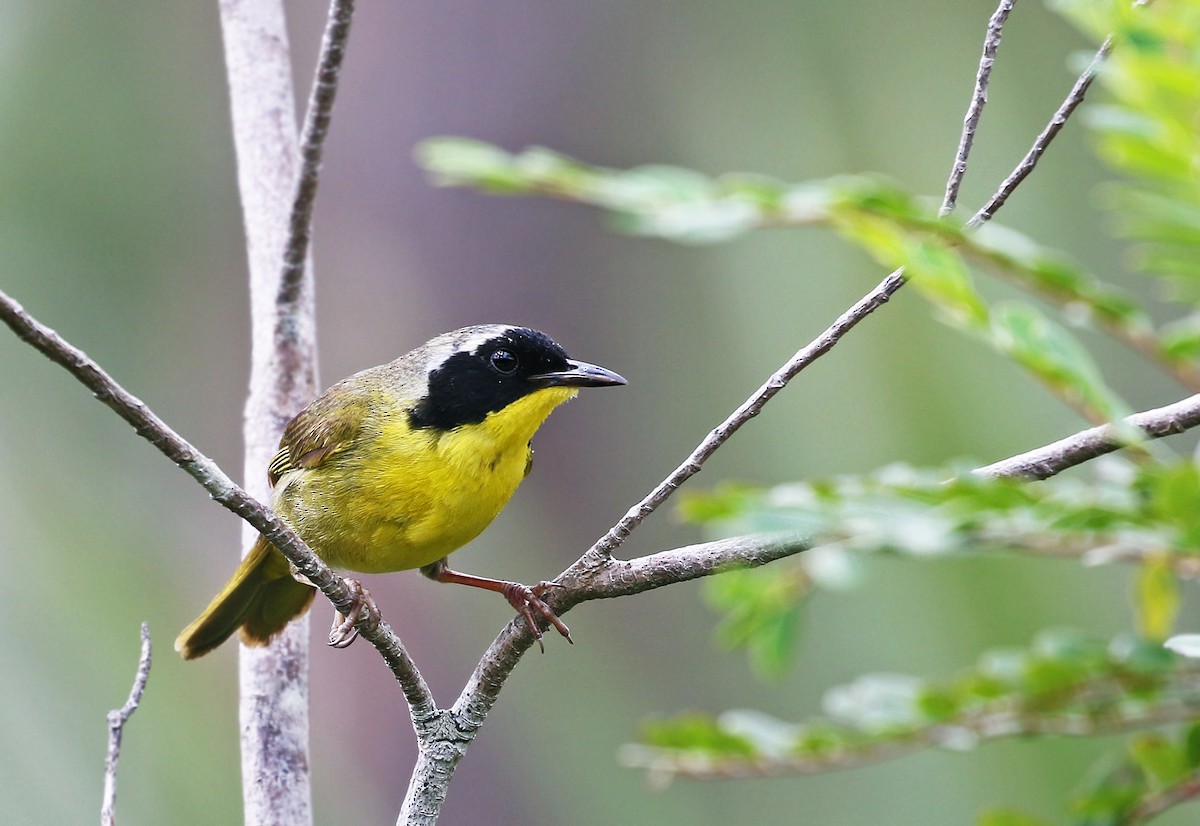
{"left": 531, "top": 359, "right": 627, "bottom": 388}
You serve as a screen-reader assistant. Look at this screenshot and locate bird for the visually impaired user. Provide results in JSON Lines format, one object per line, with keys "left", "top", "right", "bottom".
{"left": 175, "top": 324, "right": 626, "bottom": 659}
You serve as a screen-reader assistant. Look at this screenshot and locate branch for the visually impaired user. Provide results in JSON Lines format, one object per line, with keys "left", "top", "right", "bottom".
{"left": 276, "top": 0, "right": 355, "bottom": 315}
{"left": 219, "top": 0, "right": 355, "bottom": 820}
{"left": 966, "top": 36, "right": 1112, "bottom": 229}
{"left": 101, "top": 623, "right": 151, "bottom": 826}
{"left": 974, "top": 393, "right": 1200, "bottom": 480}
{"left": 1121, "top": 769, "right": 1200, "bottom": 825}
{"left": 0, "top": 288, "right": 436, "bottom": 720}
{"left": 621, "top": 678, "right": 1200, "bottom": 783}
{"left": 396, "top": 532, "right": 807, "bottom": 824}
{"left": 941, "top": 0, "right": 1017, "bottom": 215}
{"left": 587, "top": 269, "right": 907, "bottom": 561}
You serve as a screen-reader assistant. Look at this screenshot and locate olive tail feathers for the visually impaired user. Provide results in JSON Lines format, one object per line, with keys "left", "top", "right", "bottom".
{"left": 174, "top": 538, "right": 316, "bottom": 659}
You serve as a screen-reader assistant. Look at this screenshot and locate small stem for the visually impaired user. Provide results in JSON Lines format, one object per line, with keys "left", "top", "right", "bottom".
{"left": 276, "top": 0, "right": 356, "bottom": 315}
{"left": 966, "top": 37, "right": 1113, "bottom": 229}
{"left": 941, "top": 0, "right": 1018, "bottom": 215}
{"left": 975, "top": 393, "right": 1200, "bottom": 480}
{"left": 101, "top": 624, "right": 152, "bottom": 826}
{"left": 586, "top": 269, "right": 907, "bottom": 560}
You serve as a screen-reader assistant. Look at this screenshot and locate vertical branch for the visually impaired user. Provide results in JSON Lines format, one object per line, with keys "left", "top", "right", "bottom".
{"left": 219, "top": 0, "right": 357, "bottom": 820}
{"left": 941, "top": 0, "right": 1017, "bottom": 215}
{"left": 217, "top": 1, "right": 317, "bottom": 823}
{"left": 101, "top": 624, "right": 152, "bottom": 826}
{"left": 277, "top": 0, "right": 356, "bottom": 315}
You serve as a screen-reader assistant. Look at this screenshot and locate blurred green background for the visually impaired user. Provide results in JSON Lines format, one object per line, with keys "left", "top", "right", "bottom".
{"left": 0, "top": 1, "right": 1192, "bottom": 823}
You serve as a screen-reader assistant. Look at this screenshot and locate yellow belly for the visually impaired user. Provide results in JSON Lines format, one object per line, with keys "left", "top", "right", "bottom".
{"left": 272, "top": 387, "right": 576, "bottom": 573}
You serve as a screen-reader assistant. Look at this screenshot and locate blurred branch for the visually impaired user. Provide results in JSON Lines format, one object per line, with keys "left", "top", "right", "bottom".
{"left": 941, "top": 0, "right": 1017, "bottom": 215}
{"left": 620, "top": 673, "right": 1200, "bottom": 783}
{"left": 1121, "top": 770, "right": 1200, "bottom": 825}
{"left": 0, "top": 287, "right": 437, "bottom": 726}
{"left": 101, "top": 624, "right": 152, "bottom": 826}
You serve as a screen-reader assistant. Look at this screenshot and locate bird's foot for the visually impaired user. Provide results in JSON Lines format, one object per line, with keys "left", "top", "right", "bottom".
{"left": 327, "top": 578, "right": 378, "bottom": 649}
{"left": 502, "top": 580, "right": 572, "bottom": 653}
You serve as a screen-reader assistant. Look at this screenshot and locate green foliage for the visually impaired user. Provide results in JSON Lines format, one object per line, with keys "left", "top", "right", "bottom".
{"left": 977, "top": 810, "right": 1058, "bottom": 826}
{"left": 704, "top": 565, "right": 809, "bottom": 681}
{"left": 687, "top": 459, "right": 1200, "bottom": 681}
{"left": 416, "top": 139, "right": 1173, "bottom": 421}
{"left": 1057, "top": 0, "right": 1200, "bottom": 299}
{"left": 623, "top": 628, "right": 1200, "bottom": 778}
{"left": 687, "top": 459, "right": 1198, "bottom": 561}
{"left": 1064, "top": 728, "right": 1200, "bottom": 825}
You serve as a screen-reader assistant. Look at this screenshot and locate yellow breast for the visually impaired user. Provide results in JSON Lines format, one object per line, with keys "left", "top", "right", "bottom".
{"left": 273, "top": 386, "right": 577, "bottom": 573}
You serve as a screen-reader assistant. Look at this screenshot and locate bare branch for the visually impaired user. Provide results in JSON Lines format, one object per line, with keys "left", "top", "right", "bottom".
{"left": 586, "top": 269, "right": 907, "bottom": 561}
{"left": 221, "top": 0, "right": 355, "bottom": 819}
{"left": 276, "top": 0, "right": 356, "bottom": 314}
{"left": 0, "top": 288, "right": 437, "bottom": 721}
{"left": 101, "top": 623, "right": 152, "bottom": 826}
{"left": 218, "top": 0, "right": 319, "bottom": 817}
{"left": 393, "top": 532, "right": 808, "bottom": 824}
{"left": 966, "top": 37, "right": 1113, "bottom": 229}
{"left": 974, "top": 393, "right": 1200, "bottom": 480}
{"left": 941, "top": 0, "right": 1018, "bottom": 215}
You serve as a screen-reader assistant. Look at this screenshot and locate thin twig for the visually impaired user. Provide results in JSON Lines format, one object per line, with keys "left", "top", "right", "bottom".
{"left": 590, "top": 1, "right": 1105, "bottom": 563}
{"left": 276, "top": 0, "right": 355, "bottom": 314}
{"left": 941, "top": 0, "right": 1018, "bottom": 215}
{"left": 966, "top": 36, "right": 1113, "bottom": 229}
{"left": 586, "top": 269, "right": 907, "bottom": 561}
{"left": 0, "top": 288, "right": 437, "bottom": 720}
{"left": 101, "top": 623, "right": 152, "bottom": 826}
{"left": 975, "top": 393, "right": 1200, "bottom": 480}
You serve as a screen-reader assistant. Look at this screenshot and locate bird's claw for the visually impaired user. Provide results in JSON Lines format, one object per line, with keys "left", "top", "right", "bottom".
{"left": 502, "top": 580, "right": 572, "bottom": 653}
{"left": 328, "top": 578, "right": 378, "bottom": 649}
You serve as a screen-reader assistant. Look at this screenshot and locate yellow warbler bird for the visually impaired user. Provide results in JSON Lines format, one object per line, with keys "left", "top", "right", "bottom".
{"left": 176, "top": 324, "right": 625, "bottom": 659}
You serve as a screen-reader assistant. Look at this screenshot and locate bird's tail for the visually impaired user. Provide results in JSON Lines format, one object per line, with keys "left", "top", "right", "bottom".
{"left": 174, "top": 536, "right": 316, "bottom": 659}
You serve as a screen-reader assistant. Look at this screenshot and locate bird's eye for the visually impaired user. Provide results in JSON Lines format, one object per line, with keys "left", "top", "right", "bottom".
{"left": 489, "top": 348, "right": 519, "bottom": 374}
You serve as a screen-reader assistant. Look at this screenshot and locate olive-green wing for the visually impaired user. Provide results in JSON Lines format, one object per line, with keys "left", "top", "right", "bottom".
{"left": 267, "top": 383, "right": 372, "bottom": 487}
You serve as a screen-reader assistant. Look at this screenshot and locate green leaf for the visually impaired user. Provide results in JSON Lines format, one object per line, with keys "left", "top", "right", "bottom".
{"left": 1129, "top": 734, "right": 1188, "bottom": 792}
{"left": 1185, "top": 723, "right": 1200, "bottom": 768}
{"left": 977, "top": 809, "right": 1058, "bottom": 826}
{"left": 414, "top": 137, "right": 527, "bottom": 192}
{"left": 1133, "top": 556, "right": 1180, "bottom": 642}
{"left": 639, "top": 713, "right": 758, "bottom": 757}
{"left": 988, "top": 302, "right": 1132, "bottom": 424}
{"left": 1140, "top": 463, "right": 1200, "bottom": 548}
{"left": 1062, "top": 0, "right": 1200, "bottom": 302}
{"left": 704, "top": 565, "right": 809, "bottom": 680}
